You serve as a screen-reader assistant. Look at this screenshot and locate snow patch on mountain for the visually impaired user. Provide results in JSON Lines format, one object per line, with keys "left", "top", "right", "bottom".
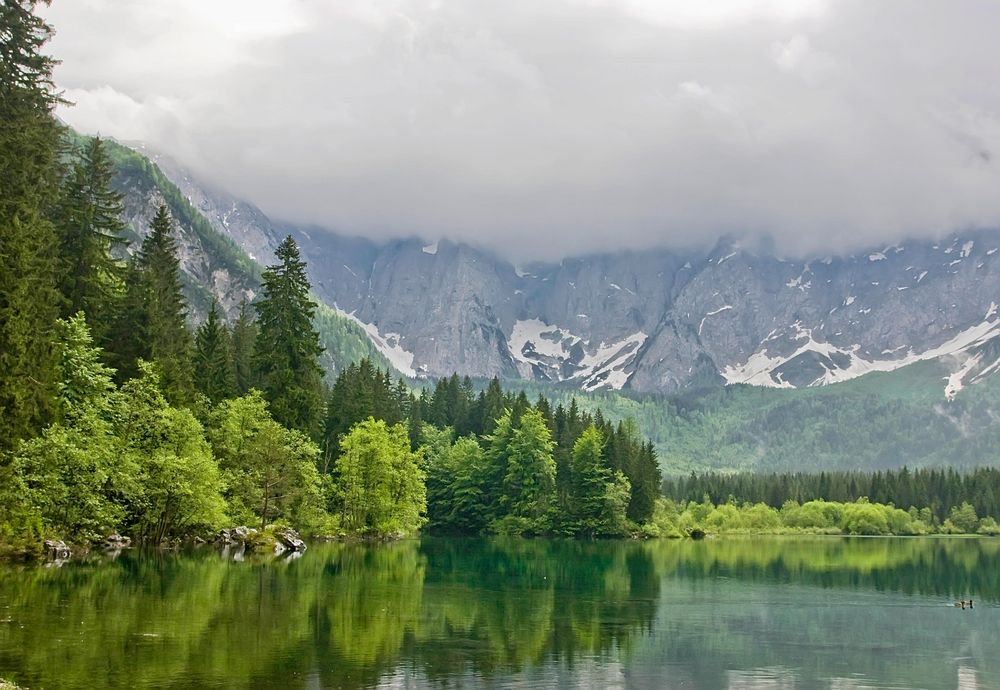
{"left": 508, "top": 318, "right": 645, "bottom": 390}
{"left": 722, "top": 304, "right": 1000, "bottom": 395}
{"left": 340, "top": 310, "right": 418, "bottom": 378}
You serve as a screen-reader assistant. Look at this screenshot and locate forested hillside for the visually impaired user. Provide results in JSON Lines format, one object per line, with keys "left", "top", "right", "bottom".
{"left": 518, "top": 359, "right": 1000, "bottom": 474}
{"left": 72, "top": 132, "right": 392, "bottom": 377}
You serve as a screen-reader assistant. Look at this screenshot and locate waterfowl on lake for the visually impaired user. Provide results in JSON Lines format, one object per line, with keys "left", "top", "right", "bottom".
{"left": 954, "top": 599, "right": 974, "bottom": 609}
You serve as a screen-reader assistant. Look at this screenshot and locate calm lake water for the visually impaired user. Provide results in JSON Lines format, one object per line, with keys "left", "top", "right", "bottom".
{"left": 0, "top": 537, "right": 997, "bottom": 689}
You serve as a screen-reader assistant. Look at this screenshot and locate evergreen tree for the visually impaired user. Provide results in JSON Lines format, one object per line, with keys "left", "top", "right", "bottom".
{"left": 0, "top": 0, "right": 63, "bottom": 450}
{"left": 193, "top": 300, "right": 235, "bottom": 403}
{"left": 123, "top": 205, "right": 194, "bottom": 404}
{"left": 57, "top": 136, "right": 127, "bottom": 339}
{"left": 568, "top": 425, "right": 631, "bottom": 536}
{"left": 569, "top": 425, "right": 611, "bottom": 535}
{"left": 230, "top": 297, "right": 257, "bottom": 394}
{"left": 496, "top": 408, "right": 557, "bottom": 534}
{"left": 253, "top": 236, "right": 325, "bottom": 437}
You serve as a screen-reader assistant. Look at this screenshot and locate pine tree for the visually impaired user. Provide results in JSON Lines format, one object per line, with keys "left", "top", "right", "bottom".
{"left": 120, "top": 205, "right": 194, "bottom": 404}
{"left": 230, "top": 297, "right": 257, "bottom": 394}
{"left": 194, "top": 300, "right": 235, "bottom": 403}
{"left": 497, "top": 407, "right": 556, "bottom": 533}
{"left": 569, "top": 425, "right": 610, "bottom": 535}
{"left": 253, "top": 235, "right": 325, "bottom": 437}
{"left": 57, "top": 136, "right": 127, "bottom": 340}
{"left": 0, "top": 1, "right": 64, "bottom": 450}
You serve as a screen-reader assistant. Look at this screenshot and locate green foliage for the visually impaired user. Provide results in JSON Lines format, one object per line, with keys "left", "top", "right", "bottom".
{"left": 665, "top": 467, "right": 1000, "bottom": 525}
{"left": 652, "top": 493, "right": 997, "bottom": 537}
{"left": 12, "top": 316, "right": 129, "bottom": 541}
{"left": 56, "top": 136, "right": 127, "bottom": 341}
{"left": 422, "top": 426, "right": 489, "bottom": 534}
{"left": 126, "top": 406, "right": 226, "bottom": 543}
{"left": 253, "top": 236, "right": 325, "bottom": 437}
{"left": 208, "top": 392, "right": 325, "bottom": 531}
{"left": 230, "top": 297, "right": 258, "bottom": 394}
{"left": 113, "top": 205, "right": 195, "bottom": 404}
{"left": 568, "top": 426, "right": 631, "bottom": 536}
{"left": 492, "top": 408, "right": 557, "bottom": 534}
{"left": 194, "top": 300, "right": 236, "bottom": 403}
{"left": 0, "top": 1, "right": 63, "bottom": 450}
{"left": 948, "top": 501, "right": 980, "bottom": 533}
{"left": 335, "top": 418, "right": 426, "bottom": 536}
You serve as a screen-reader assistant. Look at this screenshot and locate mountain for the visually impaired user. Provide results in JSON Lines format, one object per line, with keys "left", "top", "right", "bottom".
{"left": 131, "top": 144, "right": 1000, "bottom": 401}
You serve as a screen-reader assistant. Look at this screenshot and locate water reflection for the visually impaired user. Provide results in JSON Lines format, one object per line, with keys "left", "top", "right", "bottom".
{"left": 0, "top": 537, "right": 997, "bottom": 688}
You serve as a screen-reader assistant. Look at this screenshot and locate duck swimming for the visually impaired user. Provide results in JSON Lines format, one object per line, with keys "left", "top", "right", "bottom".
{"left": 954, "top": 599, "right": 974, "bottom": 609}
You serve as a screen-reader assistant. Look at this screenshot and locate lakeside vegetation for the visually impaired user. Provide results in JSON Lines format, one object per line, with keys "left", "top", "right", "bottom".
{"left": 654, "top": 468, "right": 1000, "bottom": 536}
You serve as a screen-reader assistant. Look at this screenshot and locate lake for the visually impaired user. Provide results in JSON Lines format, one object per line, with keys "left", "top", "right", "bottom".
{"left": 0, "top": 537, "right": 997, "bottom": 689}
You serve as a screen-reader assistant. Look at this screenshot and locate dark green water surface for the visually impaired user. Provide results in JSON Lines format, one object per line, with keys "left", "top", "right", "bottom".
{"left": 0, "top": 537, "right": 998, "bottom": 689}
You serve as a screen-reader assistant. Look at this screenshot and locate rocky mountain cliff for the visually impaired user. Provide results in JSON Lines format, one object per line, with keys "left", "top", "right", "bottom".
{"left": 128, "top": 142, "right": 1000, "bottom": 400}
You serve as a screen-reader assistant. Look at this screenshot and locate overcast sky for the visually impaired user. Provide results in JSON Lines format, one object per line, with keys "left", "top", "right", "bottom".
{"left": 43, "top": 0, "right": 1000, "bottom": 261}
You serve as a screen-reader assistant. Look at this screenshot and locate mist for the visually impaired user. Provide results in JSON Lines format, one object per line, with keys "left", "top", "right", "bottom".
{"left": 44, "top": 0, "right": 1000, "bottom": 261}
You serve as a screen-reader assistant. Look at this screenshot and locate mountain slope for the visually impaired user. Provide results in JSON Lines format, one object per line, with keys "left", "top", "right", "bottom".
{"left": 89, "top": 136, "right": 391, "bottom": 376}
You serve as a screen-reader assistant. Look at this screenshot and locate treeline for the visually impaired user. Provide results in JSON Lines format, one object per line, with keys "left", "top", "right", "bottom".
{"left": 650, "top": 497, "right": 1000, "bottom": 537}
{"left": 325, "top": 363, "right": 662, "bottom": 536}
{"left": 0, "top": 2, "right": 660, "bottom": 551}
{"left": 663, "top": 468, "right": 1000, "bottom": 528}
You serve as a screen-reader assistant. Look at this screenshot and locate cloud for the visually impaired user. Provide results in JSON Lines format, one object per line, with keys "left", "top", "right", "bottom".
{"left": 42, "top": 0, "right": 1000, "bottom": 261}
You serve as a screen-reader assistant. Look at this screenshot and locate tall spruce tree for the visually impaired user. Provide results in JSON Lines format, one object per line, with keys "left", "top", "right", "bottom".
{"left": 122, "top": 205, "right": 194, "bottom": 404}
{"left": 194, "top": 300, "right": 235, "bottom": 403}
{"left": 253, "top": 236, "right": 325, "bottom": 437}
{"left": 0, "top": 1, "right": 64, "bottom": 450}
{"left": 57, "top": 136, "right": 127, "bottom": 340}
{"left": 230, "top": 297, "right": 257, "bottom": 394}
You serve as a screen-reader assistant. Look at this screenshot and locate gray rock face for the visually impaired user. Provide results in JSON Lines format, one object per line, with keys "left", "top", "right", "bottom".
{"left": 132, "top": 145, "right": 1000, "bottom": 397}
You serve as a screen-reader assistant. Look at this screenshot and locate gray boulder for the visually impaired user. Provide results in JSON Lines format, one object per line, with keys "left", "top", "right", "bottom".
{"left": 43, "top": 539, "right": 71, "bottom": 560}
{"left": 276, "top": 527, "right": 307, "bottom": 552}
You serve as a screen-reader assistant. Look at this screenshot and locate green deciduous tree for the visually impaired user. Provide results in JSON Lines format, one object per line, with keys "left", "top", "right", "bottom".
{"left": 253, "top": 236, "right": 324, "bottom": 437}
{"left": 129, "top": 406, "right": 226, "bottom": 544}
{"left": 12, "top": 315, "right": 129, "bottom": 541}
{"left": 113, "top": 362, "right": 226, "bottom": 542}
{"left": 209, "top": 391, "right": 325, "bottom": 530}
{"left": 335, "top": 418, "right": 426, "bottom": 536}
